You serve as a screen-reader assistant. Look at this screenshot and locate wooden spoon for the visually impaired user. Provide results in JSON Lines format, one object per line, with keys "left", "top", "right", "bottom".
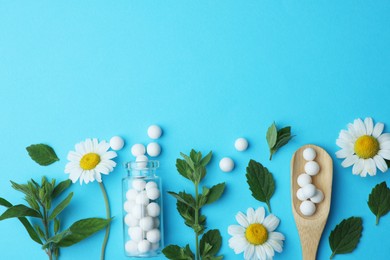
{"left": 291, "top": 144, "right": 333, "bottom": 260}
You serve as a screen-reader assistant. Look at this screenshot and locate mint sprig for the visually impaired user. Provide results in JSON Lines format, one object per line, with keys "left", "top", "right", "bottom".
{"left": 367, "top": 181, "right": 390, "bottom": 225}
{"left": 266, "top": 122, "right": 294, "bottom": 160}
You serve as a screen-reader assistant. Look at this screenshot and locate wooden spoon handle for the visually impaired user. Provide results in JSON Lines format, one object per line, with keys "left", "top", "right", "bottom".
{"left": 298, "top": 221, "right": 324, "bottom": 260}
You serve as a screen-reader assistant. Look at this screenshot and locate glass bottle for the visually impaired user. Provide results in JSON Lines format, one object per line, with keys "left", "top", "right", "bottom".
{"left": 122, "top": 160, "right": 164, "bottom": 257}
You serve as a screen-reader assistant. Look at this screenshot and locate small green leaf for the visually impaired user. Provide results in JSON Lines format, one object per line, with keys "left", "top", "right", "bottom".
{"left": 367, "top": 181, "right": 390, "bottom": 225}
{"left": 329, "top": 217, "right": 363, "bottom": 259}
{"left": 200, "top": 151, "right": 212, "bottom": 167}
{"left": 200, "top": 229, "right": 222, "bottom": 257}
{"left": 168, "top": 191, "right": 196, "bottom": 209}
{"left": 181, "top": 152, "right": 195, "bottom": 171}
{"left": 52, "top": 179, "right": 72, "bottom": 199}
{"left": 246, "top": 160, "right": 275, "bottom": 212}
{"left": 49, "top": 192, "right": 73, "bottom": 220}
{"left": 205, "top": 183, "right": 225, "bottom": 205}
{"left": 162, "top": 244, "right": 194, "bottom": 260}
{"left": 54, "top": 218, "right": 60, "bottom": 234}
{"left": 190, "top": 149, "right": 202, "bottom": 164}
{"left": 26, "top": 144, "right": 59, "bottom": 166}
{"left": 35, "top": 224, "right": 45, "bottom": 239}
{"left": 176, "top": 159, "right": 193, "bottom": 181}
{"left": 0, "top": 204, "right": 42, "bottom": 220}
{"left": 10, "top": 181, "right": 31, "bottom": 197}
{"left": 266, "top": 122, "right": 277, "bottom": 149}
{"left": 0, "top": 197, "right": 13, "bottom": 208}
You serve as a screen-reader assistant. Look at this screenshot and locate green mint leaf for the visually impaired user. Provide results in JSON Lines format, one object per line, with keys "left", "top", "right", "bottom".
{"left": 10, "top": 181, "right": 31, "bottom": 197}
{"left": 49, "top": 192, "right": 73, "bottom": 220}
{"left": 176, "top": 159, "right": 193, "bottom": 181}
{"left": 162, "top": 244, "right": 194, "bottom": 260}
{"left": 367, "top": 181, "right": 390, "bottom": 225}
{"left": 0, "top": 204, "right": 42, "bottom": 220}
{"left": 180, "top": 152, "right": 195, "bottom": 171}
{"left": 190, "top": 149, "right": 202, "bottom": 164}
{"left": 266, "top": 122, "right": 278, "bottom": 150}
{"left": 26, "top": 144, "right": 59, "bottom": 166}
{"left": 200, "top": 229, "right": 222, "bottom": 257}
{"left": 329, "top": 217, "right": 363, "bottom": 259}
{"left": 52, "top": 179, "right": 72, "bottom": 199}
{"left": 200, "top": 151, "right": 212, "bottom": 167}
{"left": 246, "top": 160, "right": 275, "bottom": 212}
{"left": 205, "top": 183, "right": 225, "bottom": 205}
{"left": 54, "top": 218, "right": 60, "bottom": 234}
{"left": 168, "top": 191, "right": 196, "bottom": 209}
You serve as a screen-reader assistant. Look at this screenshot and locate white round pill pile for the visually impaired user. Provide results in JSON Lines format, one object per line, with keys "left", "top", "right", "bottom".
{"left": 296, "top": 147, "right": 324, "bottom": 216}
{"left": 124, "top": 180, "right": 161, "bottom": 255}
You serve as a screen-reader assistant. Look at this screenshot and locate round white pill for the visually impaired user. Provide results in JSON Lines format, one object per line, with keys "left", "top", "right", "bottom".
{"left": 303, "top": 147, "right": 317, "bottom": 161}
{"left": 146, "top": 142, "right": 161, "bottom": 157}
{"left": 151, "top": 242, "right": 160, "bottom": 251}
{"left": 310, "top": 189, "right": 324, "bottom": 204}
{"left": 132, "top": 205, "right": 146, "bottom": 219}
{"left": 126, "top": 189, "right": 139, "bottom": 201}
{"left": 138, "top": 239, "right": 151, "bottom": 253}
{"left": 147, "top": 202, "right": 161, "bottom": 217}
{"left": 132, "top": 179, "right": 146, "bottom": 191}
{"left": 234, "top": 138, "right": 249, "bottom": 151}
{"left": 124, "top": 200, "right": 136, "bottom": 213}
{"left": 125, "top": 240, "right": 138, "bottom": 254}
{"left": 300, "top": 200, "right": 316, "bottom": 216}
{"left": 297, "top": 173, "right": 312, "bottom": 187}
{"left": 139, "top": 216, "right": 154, "bottom": 231}
{"left": 131, "top": 144, "right": 146, "bottom": 157}
{"left": 219, "top": 157, "right": 234, "bottom": 172}
{"left": 146, "top": 188, "right": 160, "bottom": 200}
{"left": 136, "top": 155, "right": 149, "bottom": 169}
{"left": 136, "top": 192, "right": 150, "bottom": 205}
{"left": 302, "top": 184, "right": 316, "bottom": 198}
{"left": 110, "top": 136, "right": 125, "bottom": 151}
{"left": 128, "top": 226, "right": 143, "bottom": 242}
{"left": 305, "top": 161, "right": 320, "bottom": 176}
{"left": 147, "top": 125, "right": 162, "bottom": 139}
{"left": 296, "top": 188, "right": 308, "bottom": 201}
{"left": 146, "top": 229, "right": 161, "bottom": 243}
{"left": 125, "top": 213, "right": 139, "bottom": 227}
{"left": 153, "top": 217, "right": 160, "bottom": 228}
{"left": 145, "top": 181, "right": 157, "bottom": 191}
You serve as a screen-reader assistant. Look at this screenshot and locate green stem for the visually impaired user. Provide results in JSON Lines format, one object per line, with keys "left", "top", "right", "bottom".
{"left": 194, "top": 183, "right": 200, "bottom": 260}
{"left": 42, "top": 207, "right": 53, "bottom": 260}
{"left": 376, "top": 215, "right": 379, "bottom": 225}
{"left": 330, "top": 251, "right": 335, "bottom": 259}
{"left": 99, "top": 182, "right": 111, "bottom": 260}
{"left": 266, "top": 200, "right": 272, "bottom": 213}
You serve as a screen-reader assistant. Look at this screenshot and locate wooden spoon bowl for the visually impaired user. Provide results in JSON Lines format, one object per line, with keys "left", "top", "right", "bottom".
{"left": 291, "top": 144, "right": 333, "bottom": 260}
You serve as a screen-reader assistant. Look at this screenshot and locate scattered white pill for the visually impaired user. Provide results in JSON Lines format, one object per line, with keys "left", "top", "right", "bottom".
{"left": 310, "top": 189, "right": 324, "bottom": 204}
{"left": 147, "top": 142, "right": 161, "bottom": 157}
{"left": 138, "top": 239, "right": 151, "bottom": 253}
{"left": 147, "top": 202, "right": 161, "bottom": 217}
{"left": 132, "top": 179, "right": 146, "bottom": 191}
{"left": 110, "top": 136, "right": 125, "bottom": 151}
{"left": 128, "top": 226, "right": 143, "bottom": 242}
{"left": 126, "top": 189, "right": 139, "bottom": 201}
{"left": 303, "top": 147, "right": 317, "bottom": 161}
{"left": 297, "top": 173, "right": 312, "bottom": 187}
{"left": 125, "top": 240, "right": 139, "bottom": 254}
{"left": 136, "top": 155, "right": 149, "bottom": 168}
{"left": 124, "top": 200, "right": 136, "bottom": 213}
{"left": 136, "top": 192, "right": 150, "bottom": 205}
{"left": 219, "top": 157, "right": 235, "bottom": 172}
{"left": 131, "top": 144, "right": 146, "bottom": 157}
{"left": 151, "top": 242, "right": 160, "bottom": 251}
{"left": 153, "top": 217, "right": 160, "bottom": 228}
{"left": 234, "top": 138, "right": 249, "bottom": 151}
{"left": 147, "top": 125, "right": 162, "bottom": 139}
{"left": 139, "top": 216, "right": 154, "bottom": 231}
{"left": 125, "top": 213, "right": 139, "bottom": 227}
{"left": 145, "top": 181, "right": 157, "bottom": 191}
{"left": 296, "top": 188, "right": 308, "bottom": 201}
{"left": 146, "top": 188, "right": 160, "bottom": 200}
{"left": 300, "top": 200, "right": 316, "bottom": 216}
{"left": 305, "top": 161, "right": 320, "bottom": 176}
{"left": 132, "top": 205, "right": 146, "bottom": 219}
{"left": 302, "top": 184, "right": 316, "bottom": 198}
{"left": 146, "top": 229, "right": 161, "bottom": 243}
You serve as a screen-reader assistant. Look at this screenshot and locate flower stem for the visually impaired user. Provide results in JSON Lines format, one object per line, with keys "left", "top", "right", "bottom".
{"left": 194, "top": 183, "right": 200, "bottom": 260}
{"left": 99, "top": 182, "right": 111, "bottom": 260}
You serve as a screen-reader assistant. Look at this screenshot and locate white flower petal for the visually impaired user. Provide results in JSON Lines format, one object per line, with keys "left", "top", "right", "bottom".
{"left": 269, "top": 231, "right": 285, "bottom": 241}
{"left": 236, "top": 212, "right": 249, "bottom": 228}
{"left": 95, "top": 172, "right": 102, "bottom": 182}
{"left": 372, "top": 123, "right": 384, "bottom": 138}
{"left": 364, "top": 118, "right": 374, "bottom": 135}
{"left": 336, "top": 149, "right": 353, "bottom": 159}
{"left": 267, "top": 239, "right": 283, "bottom": 253}
{"left": 339, "top": 130, "right": 356, "bottom": 143}
{"left": 336, "top": 138, "right": 354, "bottom": 150}
{"left": 67, "top": 151, "right": 82, "bottom": 162}
{"left": 85, "top": 139, "right": 93, "bottom": 153}
{"left": 380, "top": 141, "right": 390, "bottom": 150}
{"left": 352, "top": 159, "right": 364, "bottom": 175}
{"left": 378, "top": 133, "right": 390, "bottom": 143}
{"left": 75, "top": 142, "right": 86, "bottom": 154}
{"left": 246, "top": 208, "right": 255, "bottom": 224}
{"left": 101, "top": 151, "right": 117, "bottom": 160}
{"left": 262, "top": 242, "right": 275, "bottom": 257}
{"left": 244, "top": 244, "right": 255, "bottom": 260}
{"left": 68, "top": 168, "right": 82, "bottom": 183}
{"left": 229, "top": 236, "right": 248, "bottom": 254}
{"left": 256, "top": 246, "right": 267, "bottom": 260}
{"left": 263, "top": 214, "right": 280, "bottom": 232}
{"left": 374, "top": 155, "right": 388, "bottom": 173}
{"left": 347, "top": 123, "right": 357, "bottom": 138}
{"left": 354, "top": 118, "right": 366, "bottom": 136}
{"left": 341, "top": 155, "right": 358, "bottom": 168}
{"left": 378, "top": 149, "right": 390, "bottom": 160}
{"left": 366, "top": 158, "right": 377, "bottom": 176}
{"left": 228, "top": 225, "right": 245, "bottom": 236}
{"left": 255, "top": 207, "right": 265, "bottom": 224}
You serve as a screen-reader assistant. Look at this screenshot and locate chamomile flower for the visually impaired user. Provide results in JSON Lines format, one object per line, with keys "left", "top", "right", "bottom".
{"left": 228, "top": 207, "right": 285, "bottom": 260}
{"left": 336, "top": 117, "right": 390, "bottom": 177}
{"left": 65, "top": 138, "right": 117, "bottom": 184}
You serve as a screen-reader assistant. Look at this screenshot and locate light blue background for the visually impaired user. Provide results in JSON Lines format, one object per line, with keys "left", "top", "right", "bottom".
{"left": 1, "top": 1, "right": 389, "bottom": 259}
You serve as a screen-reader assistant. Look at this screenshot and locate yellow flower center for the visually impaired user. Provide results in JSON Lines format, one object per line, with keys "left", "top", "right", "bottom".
{"left": 80, "top": 153, "right": 101, "bottom": 170}
{"left": 245, "top": 223, "right": 268, "bottom": 245}
{"left": 354, "top": 135, "right": 379, "bottom": 159}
